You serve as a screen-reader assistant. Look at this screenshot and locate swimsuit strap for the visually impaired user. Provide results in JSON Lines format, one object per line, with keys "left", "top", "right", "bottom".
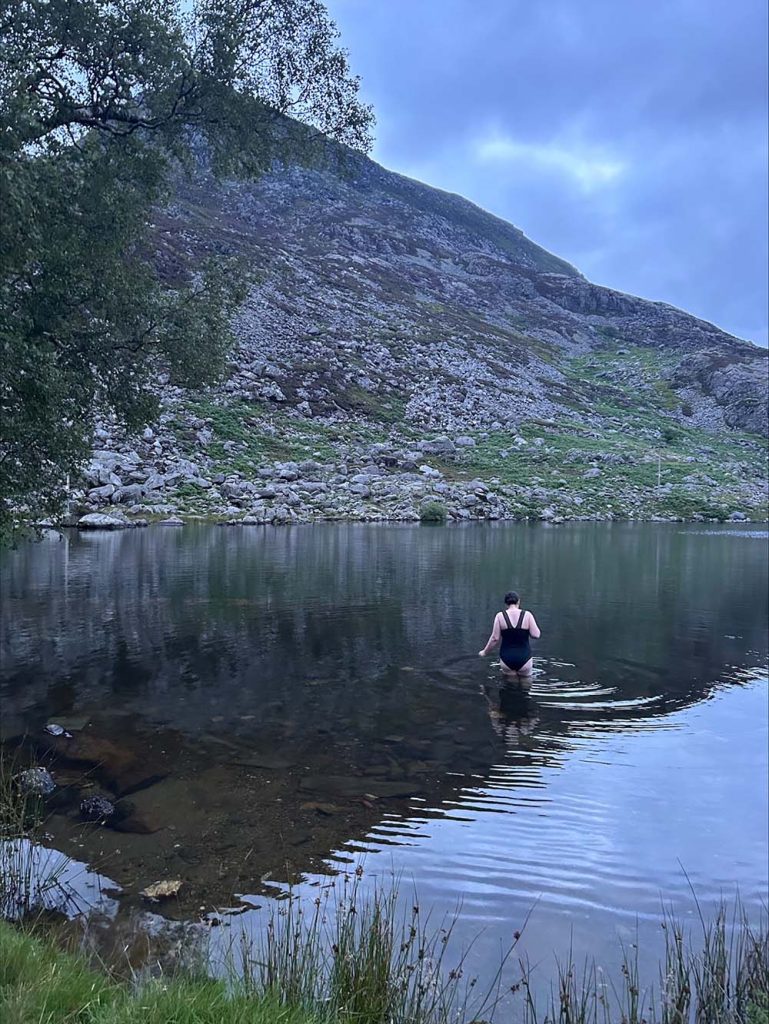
{"left": 516, "top": 609, "right": 526, "bottom": 628}
{"left": 501, "top": 609, "right": 513, "bottom": 629}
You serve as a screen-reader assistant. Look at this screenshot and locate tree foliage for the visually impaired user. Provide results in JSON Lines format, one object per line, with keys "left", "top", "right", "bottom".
{"left": 0, "top": 0, "right": 374, "bottom": 534}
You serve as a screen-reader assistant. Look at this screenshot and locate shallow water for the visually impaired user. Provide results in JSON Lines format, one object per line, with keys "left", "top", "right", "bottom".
{"left": 1, "top": 522, "right": 767, "bottom": 987}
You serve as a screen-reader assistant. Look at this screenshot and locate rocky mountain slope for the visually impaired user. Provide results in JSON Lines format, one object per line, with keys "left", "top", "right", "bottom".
{"left": 77, "top": 145, "right": 768, "bottom": 526}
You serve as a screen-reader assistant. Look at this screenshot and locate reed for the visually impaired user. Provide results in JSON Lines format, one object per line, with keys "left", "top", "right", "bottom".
{"left": 515, "top": 902, "right": 768, "bottom": 1024}
{"left": 233, "top": 872, "right": 497, "bottom": 1023}
{"left": 0, "top": 752, "right": 72, "bottom": 919}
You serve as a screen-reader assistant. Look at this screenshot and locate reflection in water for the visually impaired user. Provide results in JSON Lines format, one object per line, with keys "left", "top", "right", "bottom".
{"left": 1, "top": 523, "right": 767, "bottom": 959}
{"left": 483, "top": 679, "right": 538, "bottom": 745}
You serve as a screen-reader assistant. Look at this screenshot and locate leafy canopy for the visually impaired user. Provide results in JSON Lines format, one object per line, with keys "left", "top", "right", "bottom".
{"left": 0, "top": 0, "right": 374, "bottom": 534}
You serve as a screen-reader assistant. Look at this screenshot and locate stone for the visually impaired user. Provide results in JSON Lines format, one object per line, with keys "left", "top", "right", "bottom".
{"left": 140, "top": 879, "right": 183, "bottom": 901}
{"left": 44, "top": 723, "right": 70, "bottom": 737}
{"left": 111, "top": 483, "right": 145, "bottom": 504}
{"left": 158, "top": 517, "right": 184, "bottom": 526}
{"left": 728, "top": 511, "right": 748, "bottom": 521}
{"left": 454, "top": 436, "right": 476, "bottom": 447}
{"left": 583, "top": 468, "right": 601, "bottom": 478}
{"left": 38, "top": 733, "right": 166, "bottom": 796}
{"left": 17, "top": 767, "right": 55, "bottom": 797}
{"left": 88, "top": 483, "right": 116, "bottom": 501}
{"left": 77, "top": 513, "right": 130, "bottom": 530}
{"left": 418, "top": 437, "right": 455, "bottom": 455}
{"left": 80, "top": 794, "right": 116, "bottom": 822}
{"left": 300, "top": 801, "right": 342, "bottom": 816}
{"left": 298, "top": 775, "right": 423, "bottom": 799}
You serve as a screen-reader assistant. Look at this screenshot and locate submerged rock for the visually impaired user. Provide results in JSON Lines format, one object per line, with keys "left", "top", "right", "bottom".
{"left": 44, "top": 723, "right": 72, "bottom": 738}
{"left": 140, "top": 879, "right": 183, "bottom": 901}
{"left": 38, "top": 733, "right": 167, "bottom": 797}
{"left": 17, "top": 767, "right": 56, "bottom": 797}
{"left": 80, "top": 794, "right": 116, "bottom": 822}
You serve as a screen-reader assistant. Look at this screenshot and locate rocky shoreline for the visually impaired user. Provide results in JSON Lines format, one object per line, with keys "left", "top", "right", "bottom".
{"left": 60, "top": 431, "right": 766, "bottom": 529}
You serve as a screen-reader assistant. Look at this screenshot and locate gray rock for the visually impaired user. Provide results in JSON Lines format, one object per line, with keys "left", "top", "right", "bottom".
{"left": 419, "top": 437, "right": 455, "bottom": 455}
{"left": 44, "top": 723, "right": 71, "bottom": 737}
{"left": 454, "top": 436, "right": 476, "bottom": 447}
{"left": 17, "top": 768, "right": 56, "bottom": 797}
{"left": 77, "top": 513, "right": 130, "bottom": 530}
{"left": 728, "top": 511, "right": 748, "bottom": 521}
{"left": 80, "top": 794, "right": 116, "bottom": 822}
{"left": 88, "top": 483, "right": 116, "bottom": 501}
{"left": 583, "top": 468, "right": 601, "bottom": 479}
{"left": 112, "top": 483, "right": 145, "bottom": 504}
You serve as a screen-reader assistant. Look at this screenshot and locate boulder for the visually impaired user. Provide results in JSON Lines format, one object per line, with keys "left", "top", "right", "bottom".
{"left": 17, "top": 767, "right": 55, "bottom": 797}
{"left": 418, "top": 437, "right": 455, "bottom": 455}
{"left": 37, "top": 733, "right": 166, "bottom": 796}
{"left": 77, "top": 513, "right": 130, "bottom": 530}
{"left": 80, "top": 794, "right": 116, "bottom": 822}
{"left": 88, "top": 483, "right": 116, "bottom": 501}
{"left": 111, "top": 483, "right": 145, "bottom": 505}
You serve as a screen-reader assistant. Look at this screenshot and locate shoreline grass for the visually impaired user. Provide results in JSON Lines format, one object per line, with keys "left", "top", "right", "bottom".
{"left": 1, "top": 891, "right": 767, "bottom": 1024}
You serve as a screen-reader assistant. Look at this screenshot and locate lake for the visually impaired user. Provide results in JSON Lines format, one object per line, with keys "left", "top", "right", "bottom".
{"left": 1, "top": 522, "right": 767, "bottom": 994}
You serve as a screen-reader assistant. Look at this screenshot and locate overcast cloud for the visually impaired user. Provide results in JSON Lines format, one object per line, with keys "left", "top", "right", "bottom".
{"left": 327, "top": 0, "right": 768, "bottom": 345}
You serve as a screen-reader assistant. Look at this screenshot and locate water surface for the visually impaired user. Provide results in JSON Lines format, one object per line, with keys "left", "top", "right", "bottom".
{"left": 1, "top": 522, "right": 767, "bottom": 983}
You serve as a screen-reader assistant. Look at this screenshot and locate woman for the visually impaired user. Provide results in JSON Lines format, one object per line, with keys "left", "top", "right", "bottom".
{"left": 478, "top": 591, "right": 541, "bottom": 677}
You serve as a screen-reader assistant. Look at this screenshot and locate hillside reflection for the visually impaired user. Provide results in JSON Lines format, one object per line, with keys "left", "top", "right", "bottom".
{"left": 1, "top": 523, "right": 766, "bottom": 910}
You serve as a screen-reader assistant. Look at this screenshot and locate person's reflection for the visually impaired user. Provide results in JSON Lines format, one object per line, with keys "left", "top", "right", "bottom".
{"left": 483, "top": 678, "right": 538, "bottom": 746}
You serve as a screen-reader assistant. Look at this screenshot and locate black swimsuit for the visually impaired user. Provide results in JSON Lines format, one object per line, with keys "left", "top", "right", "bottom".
{"left": 499, "top": 609, "right": 531, "bottom": 671}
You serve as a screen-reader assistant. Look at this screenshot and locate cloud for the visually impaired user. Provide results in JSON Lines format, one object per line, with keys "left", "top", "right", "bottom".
{"left": 327, "top": 0, "right": 768, "bottom": 346}
{"left": 473, "top": 133, "right": 626, "bottom": 192}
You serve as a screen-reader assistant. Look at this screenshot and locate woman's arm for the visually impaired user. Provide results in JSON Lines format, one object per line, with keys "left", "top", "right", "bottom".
{"left": 526, "top": 612, "right": 541, "bottom": 639}
{"left": 479, "top": 613, "right": 502, "bottom": 656}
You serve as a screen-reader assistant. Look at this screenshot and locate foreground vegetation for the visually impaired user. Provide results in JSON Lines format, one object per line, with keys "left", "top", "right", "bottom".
{"left": 0, "top": 898, "right": 766, "bottom": 1024}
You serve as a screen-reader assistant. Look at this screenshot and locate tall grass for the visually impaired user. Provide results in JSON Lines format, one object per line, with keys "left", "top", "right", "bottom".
{"left": 515, "top": 903, "right": 769, "bottom": 1024}
{"left": 0, "top": 752, "right": 73, "bottom": 919}
{"left": 0, "top": 887, "right": 767, "bottom": 1023}
{"left": 233, "top": 873, "right": 500, "bottom": 1023}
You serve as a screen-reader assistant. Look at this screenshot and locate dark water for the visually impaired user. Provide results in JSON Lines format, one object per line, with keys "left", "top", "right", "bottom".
{"left": 1, "top": 523, "right": 767, "bottom": 984}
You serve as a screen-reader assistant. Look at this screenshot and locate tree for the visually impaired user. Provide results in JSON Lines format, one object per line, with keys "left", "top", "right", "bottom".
{"left": 0, "top": 0, "right": 374, "bottom": 536}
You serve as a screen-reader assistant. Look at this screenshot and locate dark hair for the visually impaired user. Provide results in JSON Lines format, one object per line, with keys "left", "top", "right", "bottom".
{"left": 504, "top": 591, "right": 520, "bottom": 606}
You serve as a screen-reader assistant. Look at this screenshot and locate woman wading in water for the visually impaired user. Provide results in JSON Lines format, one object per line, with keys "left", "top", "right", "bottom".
{"left": 478, "top": 591, "right": 541, "bottom": 678}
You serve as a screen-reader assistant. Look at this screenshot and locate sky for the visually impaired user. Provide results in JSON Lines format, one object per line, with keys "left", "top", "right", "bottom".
{"left": 327, "top": 0, "right": 769, "bottom": 345}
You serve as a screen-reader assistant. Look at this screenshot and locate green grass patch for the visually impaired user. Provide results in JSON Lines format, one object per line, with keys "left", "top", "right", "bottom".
{"left": 419, "top": 500, "right": 447, "bottom": 523}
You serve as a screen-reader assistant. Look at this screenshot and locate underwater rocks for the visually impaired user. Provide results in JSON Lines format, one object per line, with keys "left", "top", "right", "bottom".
{"left": 80, "top": 794, "right": 116, "bottom": 822}
{"left": 16, "top": 767, "right": 56, "bottom": 797}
